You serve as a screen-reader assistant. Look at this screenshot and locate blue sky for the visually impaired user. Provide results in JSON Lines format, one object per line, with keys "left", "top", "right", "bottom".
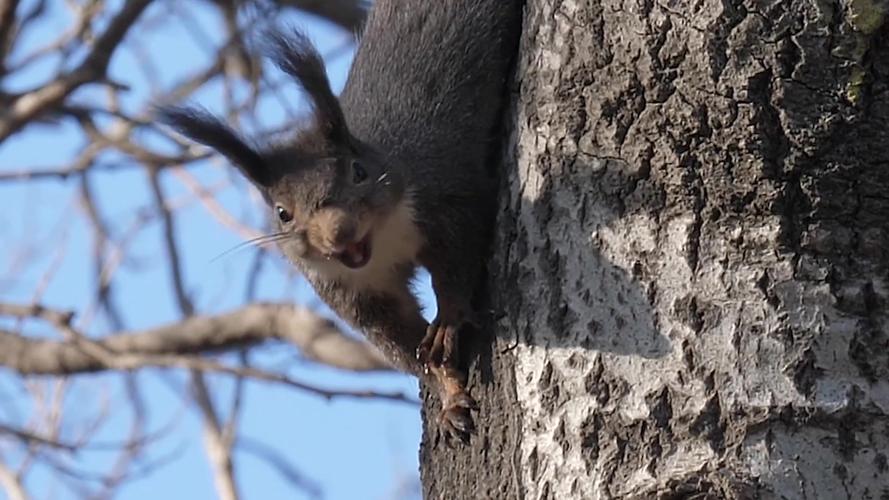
{"left": 0, "top": 1, "right": 427, "bottom": 499}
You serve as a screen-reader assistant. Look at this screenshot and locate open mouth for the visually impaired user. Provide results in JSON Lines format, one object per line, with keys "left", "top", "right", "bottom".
{"left": 333, "top": 233, "right": 372, "bottom": 269}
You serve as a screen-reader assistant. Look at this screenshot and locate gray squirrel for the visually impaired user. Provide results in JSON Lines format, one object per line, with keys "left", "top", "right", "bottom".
{"left": 160, "top": 0, "right": 522, "bottom": 442}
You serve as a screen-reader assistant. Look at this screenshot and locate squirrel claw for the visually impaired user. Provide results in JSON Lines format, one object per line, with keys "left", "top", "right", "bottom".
{"left": 417, "top": 322, "right": 439, "bottom": 366}
{"left": 428, "top": 360, "right": 478, "bottom": 445}
{"left": 421, "top": 312, "right": 478, "bottom": 444}
{"left": 451, "top": 391, "right": 479, "bottom": 411}
{"left": 438, "top": 394, "right": 477, "bottom": 444}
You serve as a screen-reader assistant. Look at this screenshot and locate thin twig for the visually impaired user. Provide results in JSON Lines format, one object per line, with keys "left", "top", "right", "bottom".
{"left": 0, "top": 0, "right": 153, "bottom": 140}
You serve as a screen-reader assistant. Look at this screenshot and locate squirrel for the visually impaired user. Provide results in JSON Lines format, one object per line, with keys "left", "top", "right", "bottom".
{"left": 159, "top": 0, "right": 522, "bottom": 442}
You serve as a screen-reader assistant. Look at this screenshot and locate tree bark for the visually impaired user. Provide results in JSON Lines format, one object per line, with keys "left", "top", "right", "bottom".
{"left": 420, "top": 0, "right": 889, "bottom": 499}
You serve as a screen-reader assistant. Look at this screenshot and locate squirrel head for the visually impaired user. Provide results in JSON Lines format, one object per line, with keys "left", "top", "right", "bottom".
{"left": 159, "top": 29, "right": 406, "bottom": 271}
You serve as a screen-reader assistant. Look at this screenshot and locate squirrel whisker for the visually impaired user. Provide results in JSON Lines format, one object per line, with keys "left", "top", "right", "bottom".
{"left": 210, "top": 232, "right": 290, "bottom": 263}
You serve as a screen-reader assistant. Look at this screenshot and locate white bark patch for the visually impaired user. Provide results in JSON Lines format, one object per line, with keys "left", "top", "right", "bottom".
{"left": 506, "top": 0, "right": 889, "bottom": 497}
{"left": 511, "top": 172, "right": 889, "bottom": 498}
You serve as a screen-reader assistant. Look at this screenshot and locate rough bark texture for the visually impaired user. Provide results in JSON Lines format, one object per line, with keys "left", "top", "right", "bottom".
{"left": 420, "top": 0, "right": 889, "bottom": 499}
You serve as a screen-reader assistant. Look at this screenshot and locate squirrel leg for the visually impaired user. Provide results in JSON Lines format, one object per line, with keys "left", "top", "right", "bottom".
{"left": 417, "top": 288, "right": 479, "bottom": 367}
{"left": 417, "top": 315, "right": 458, "bottom": 367}
{"left": 418, "top": 273, "right": 481, "bottom": 443}
{"left": 420, "top": 314, "right": 480, "bottom": 443}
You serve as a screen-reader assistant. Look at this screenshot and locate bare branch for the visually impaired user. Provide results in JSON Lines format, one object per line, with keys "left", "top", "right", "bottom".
{"left": 146, "top": 168, "right": 195, "bottom": 315}
{"left": 0, "top": 410, "right": 180, "bottom": 454}
{"left": 0, "top": 0, "right": 19, "bottom": 70}
{"left": 237, "top": 436, "right": 322, "bottom": 498}
{"left": 0, "top": 460, "right": 28, "bottom": 500}
{"left": 0, "top": 0, "right": 152, "bottom": 141}
{"left": 170, "top": 168, "right": 263, "bottom": 241}
{"left": 149, "top": 161, "right": 240, "bottom": 500}
{"left": 0, "top": 302, "right": 392, "bottom": 374}
{"left": 0, "top": 0, "right": 413, "bottom": 496}
{"left": 192, "top": 373, "right": 240, "bottom": 500}
{"left": 0, "top": 422, "right": 77, "bottom": 452}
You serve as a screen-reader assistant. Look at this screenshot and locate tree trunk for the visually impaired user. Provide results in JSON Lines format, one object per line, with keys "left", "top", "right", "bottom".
{"left": 420, "top": 0, "right": 889, "bottom": 499}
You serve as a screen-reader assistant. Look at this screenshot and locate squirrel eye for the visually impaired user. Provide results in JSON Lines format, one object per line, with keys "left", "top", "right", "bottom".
{"left": 276, "top": 205, "right": 293, "bottom": 223}
{"left": 351, "top": 161, "right": 368, "bottom": 184}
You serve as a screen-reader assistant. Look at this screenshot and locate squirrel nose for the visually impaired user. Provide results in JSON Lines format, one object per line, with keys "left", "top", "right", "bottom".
{"left": 312, "top": 207, "right": 358, "bottom": 252}
{"left": 331, "top": 222, "right": 357, "bottom": 250}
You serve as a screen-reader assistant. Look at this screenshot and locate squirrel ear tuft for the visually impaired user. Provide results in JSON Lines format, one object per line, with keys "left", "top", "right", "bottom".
{"left": 263, "top": 27, "right": 349, "bottom": 145}
{"left": 156, "top": 106, "right": 275, "bottom": 187}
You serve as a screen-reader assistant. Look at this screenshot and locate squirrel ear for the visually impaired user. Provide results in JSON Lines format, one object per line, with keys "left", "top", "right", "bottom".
{"left": 263, "top": 28, "right": 349, "bottom": 145}
{"left": 157, "top": 106, "right": 275, "bottom": 187}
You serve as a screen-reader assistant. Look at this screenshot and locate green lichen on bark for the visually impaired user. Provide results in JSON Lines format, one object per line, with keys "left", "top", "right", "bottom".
{"left": 843, "top": 0, "right": 886, "bottom": 103}
{"left": 847, "top": 0, "right": 886, "bottom": 34}
{"left": 847, "top": 65, "right": 867, "bottom": 103}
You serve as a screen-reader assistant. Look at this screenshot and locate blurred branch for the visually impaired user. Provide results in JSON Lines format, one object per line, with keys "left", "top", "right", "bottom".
{"left": 0, "top": 302, "right": 393, "bottom": 374}
{"left": 0, "top": 412, "right": 178, "bottom": 454}
{"left": 0, "top": 422, "right": 77, "bottom": 452}
{"left": 149, "top": 161, "right": 241, "bottom": 500}
{"left": 0, "top": 0, "right": 410, "bottom": 497}
{"left": 96, "top": 378, "right": 149, "bottom": 499}
{"left": 192, "top": 373, "right": 240, "bottom": 500}
{"left": 30, "top": 440, "right": 186, "bottom": 496}
{"left": 0, "top": 461, "right": 28, "bottom": 500}
{"left": 0, "top": 0, "right": 152, "bottom": 141}
{"left": 238, "top": 436, "right": 323, "bottom": 498}
{"left": 0, "top": 0, "right": 19, "bottom": 72}
{"left": 147, "top": 168, "right": 195, "bottom": 315}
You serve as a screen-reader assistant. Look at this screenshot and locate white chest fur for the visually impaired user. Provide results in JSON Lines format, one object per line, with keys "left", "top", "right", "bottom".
{"left": 308, "top": 194, "right": 424, "bottom": 293}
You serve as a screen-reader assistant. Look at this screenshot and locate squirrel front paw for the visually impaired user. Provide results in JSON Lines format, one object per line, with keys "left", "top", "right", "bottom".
{"left": 418, "top": 318, "right": 479, "bottom": 444}
{"left": 416, "top": 319, "right": 459, "bottom": 367}
{"left": 417, "top": 311, "right": 481, "bottom": 367}
{"left": 428, "top": 363, "right": 479, "bottom": 444}
{"left": 438, "top": 383, "right": 479, "bottom": 444}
